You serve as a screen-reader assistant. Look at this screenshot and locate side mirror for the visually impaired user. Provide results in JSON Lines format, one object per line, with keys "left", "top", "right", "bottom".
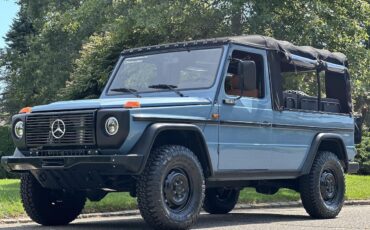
{"left": 223, "top": 59, "right": 257, "bottom": 105}
{"left": 237, "top": 60, "right": 257, "bottom": 98}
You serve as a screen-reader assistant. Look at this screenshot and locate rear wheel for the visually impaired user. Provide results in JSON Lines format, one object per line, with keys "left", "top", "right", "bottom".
{"left": 137, "top": 145, "right": 205, "bottom": 230}
{"left": 203, "top": 187, "right": 239, "bottom": 214}
{"left": 20, "top": 173, "right": 86, "bottom": 226}
{"left": 300, "top": 151, "right": 345, "bottom": 219}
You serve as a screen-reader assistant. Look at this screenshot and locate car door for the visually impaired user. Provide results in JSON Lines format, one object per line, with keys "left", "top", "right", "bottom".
{"left": 218, "top": 45, "right": 275, "bottom": 171}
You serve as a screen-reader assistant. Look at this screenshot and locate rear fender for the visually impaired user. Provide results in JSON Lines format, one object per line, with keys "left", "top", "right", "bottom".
{"left": 300, "top": 133, "right": 348, "bottom": 175}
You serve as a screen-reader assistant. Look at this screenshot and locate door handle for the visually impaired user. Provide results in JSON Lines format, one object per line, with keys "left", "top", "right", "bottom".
{"left": 223, "top": 99, "right": 236, "bottom": 105}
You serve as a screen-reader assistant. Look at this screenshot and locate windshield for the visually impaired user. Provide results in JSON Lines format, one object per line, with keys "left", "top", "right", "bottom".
{"left": 107, "top": 48, "right": 223, "bottom": 95}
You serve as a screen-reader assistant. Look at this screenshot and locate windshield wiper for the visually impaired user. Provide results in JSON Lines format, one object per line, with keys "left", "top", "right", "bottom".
{"left": 148, "top": 84, "right": 185, "bottom": 97}
{"left": 110, "top": 87, "right": 141, "bottom": 98}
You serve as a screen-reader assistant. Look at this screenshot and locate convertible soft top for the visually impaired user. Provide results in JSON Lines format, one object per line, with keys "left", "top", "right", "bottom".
{"left": 229, "top": 35, "right": 348, "bottom": 67}
{"left": 122, "top": 35, "right": 352, "bottom": 113}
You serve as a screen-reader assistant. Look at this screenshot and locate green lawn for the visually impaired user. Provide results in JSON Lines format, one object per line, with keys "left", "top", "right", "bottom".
{"left": 1, "top": 175, "right": 369, "bottom": 219}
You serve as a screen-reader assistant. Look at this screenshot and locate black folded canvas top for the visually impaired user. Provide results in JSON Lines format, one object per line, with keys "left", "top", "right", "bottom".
{"left": 229, "top": 35, "right": 347, "bottom": 67}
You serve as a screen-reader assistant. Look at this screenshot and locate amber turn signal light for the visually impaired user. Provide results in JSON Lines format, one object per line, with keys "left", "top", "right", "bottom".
{"left": 124, "top": 101, "right": 141, "bottom": 108}
{"left": 19, "top": 107, "right": 32, "bottom": 114}
{"left": 211, "top": 113, "right": 220, "bottom": 119}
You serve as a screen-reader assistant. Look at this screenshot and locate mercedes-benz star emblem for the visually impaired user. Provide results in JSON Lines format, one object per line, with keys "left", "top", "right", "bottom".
{"left": 51, "top": 119, "right": 66, "bottom": 139}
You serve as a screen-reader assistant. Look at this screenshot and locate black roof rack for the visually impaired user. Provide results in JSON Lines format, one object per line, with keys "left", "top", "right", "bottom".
{"left": 121, "top": 38, "right": 229, "bottom": 55}
{"left": 121, "top": 35, "right": 348, "bottom": 73}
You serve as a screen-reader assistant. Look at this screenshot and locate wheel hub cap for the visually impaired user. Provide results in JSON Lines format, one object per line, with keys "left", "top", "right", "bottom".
{"left": 320, "top": 170, "right": 337, "bottom": 201}
{"left": 164, "top": 169, "right": 190, "bottom": 210}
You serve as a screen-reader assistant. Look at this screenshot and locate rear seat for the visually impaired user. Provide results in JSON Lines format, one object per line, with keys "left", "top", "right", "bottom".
{"left": 283, "top": 91, "right": 341, "bottom": 113}
{"left": 300, "top": 96, "right": 318, "bottom": 111}
{"left": 283, "top": 92, "right": 299, "bottom": 109}
{"left": 321, "top": 98, "right": 341, "bottom": 113}
{"left": 300, "top": 96, "right": 341, "bottom": 113}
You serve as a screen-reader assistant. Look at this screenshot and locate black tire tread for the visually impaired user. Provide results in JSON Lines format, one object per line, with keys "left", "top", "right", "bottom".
{"left": 300, "top": 151, "right": 345, "bottom": 219}
{"left": 20, "top": 173, "right": 86, "bottom": 226}
{"left": 203, "top": 188, "right": 239, "bottom": 214}
{"left": 137, "top": 145, "right": 205, "bottom": 230}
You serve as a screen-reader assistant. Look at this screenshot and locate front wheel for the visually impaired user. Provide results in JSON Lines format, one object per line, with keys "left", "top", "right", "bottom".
{"left": 137, "top": 145, "right": 205, "bottom": 230}
{"left": 203, "top": 187, "right": 239, "bottom": 214}
{"left": 300, "top": 151, "right": 345, "bottom": 219}
{"left": 20, "top": 173, "right": 86, "bottom": 226}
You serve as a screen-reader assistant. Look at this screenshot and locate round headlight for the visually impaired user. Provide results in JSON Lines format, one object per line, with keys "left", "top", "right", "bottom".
{"left": 14, "top": 121, "right": 24, "bottom": 139}
{"left": 105, "top": 117, "right": 119, "bottom": 136}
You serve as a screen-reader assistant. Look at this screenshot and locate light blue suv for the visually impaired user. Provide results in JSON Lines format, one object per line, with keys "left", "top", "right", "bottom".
{"left": 1, "top": 35, "right": 360, "bottom": 230}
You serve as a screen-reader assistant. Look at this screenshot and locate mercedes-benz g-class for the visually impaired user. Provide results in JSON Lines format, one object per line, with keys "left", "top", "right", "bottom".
{"left": 2, "top": 35, "right": 360, "bottom": 230}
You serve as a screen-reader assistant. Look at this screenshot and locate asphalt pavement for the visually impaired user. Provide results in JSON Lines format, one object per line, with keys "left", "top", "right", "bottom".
{"left": 0, "top": 205, "right": 369, "bottom": 229}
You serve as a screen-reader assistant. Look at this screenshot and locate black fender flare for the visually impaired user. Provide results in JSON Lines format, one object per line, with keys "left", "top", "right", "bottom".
{"left": 129, "top": 123, "right": 214, "bottom": 176}
{"left": 300, "top": 133, "right": 349, "bottom": 175}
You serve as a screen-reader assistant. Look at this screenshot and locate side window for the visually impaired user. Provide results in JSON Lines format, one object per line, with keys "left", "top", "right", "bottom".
{"left": 225, "top": 50, "right": 264, "bottom": 98}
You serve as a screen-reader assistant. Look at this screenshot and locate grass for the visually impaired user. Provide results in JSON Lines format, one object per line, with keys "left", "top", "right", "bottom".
{"left": 345, "top": 175, "right": 370, "bottom": 200}
{"left": 0, "top": 179, "right": 23, "bottom": 219}
{"left": 1, "top": 175, "right": 369, "bottom": 219}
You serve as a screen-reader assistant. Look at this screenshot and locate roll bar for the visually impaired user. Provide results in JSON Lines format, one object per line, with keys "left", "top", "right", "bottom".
{"left": 289, "top": 54, "right": 347, "bottom": 74}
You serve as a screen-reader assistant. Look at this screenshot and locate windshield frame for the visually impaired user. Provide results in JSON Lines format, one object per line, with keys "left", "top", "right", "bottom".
{"left": 103, "top": 46, "right": 225, "bottom": 97}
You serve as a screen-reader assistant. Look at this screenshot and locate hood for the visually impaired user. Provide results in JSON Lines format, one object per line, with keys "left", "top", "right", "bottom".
{"left": 31, "top": 97, "right": 212, "bottom": 113}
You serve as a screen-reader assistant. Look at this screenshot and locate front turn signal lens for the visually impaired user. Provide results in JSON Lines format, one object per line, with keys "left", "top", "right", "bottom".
{"left": 19, "top": 107, "right": 32, "bottom": 114}
{"left": 124, "top": 101, "right": 141, "bottom": 108}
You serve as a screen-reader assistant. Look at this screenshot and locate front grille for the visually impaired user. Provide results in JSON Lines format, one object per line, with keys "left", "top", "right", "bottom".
{"left": 26, "top": 111, "right": 96, "bottom": 147}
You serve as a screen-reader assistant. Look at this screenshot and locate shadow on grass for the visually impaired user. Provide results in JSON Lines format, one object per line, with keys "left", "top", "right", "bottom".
{"left": 0, "top": 211, "right": 312, "bottom": 230}
{"left": 0, "top": 181, "right": 20, "bottom": 190}
{"left": 0, "top": 181, "right": 21, "bottom": 200}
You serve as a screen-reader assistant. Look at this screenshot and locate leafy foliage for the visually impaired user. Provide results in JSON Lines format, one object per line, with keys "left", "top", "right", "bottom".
{"left": 356, "top": 131, "right": 370, "bottom": 174}
{"left": 0, "top": 126, "right": 15, "bottom": 178}
{"left": 60, "top": 0, "right": 229, "bottom": 99}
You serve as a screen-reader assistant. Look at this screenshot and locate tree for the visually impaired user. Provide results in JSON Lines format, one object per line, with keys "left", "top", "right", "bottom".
{"left": 61, "top": 0, "right": 229, "bottom": 99}
{"left": 1, "top": 0, "right": 111, "bottom": 114}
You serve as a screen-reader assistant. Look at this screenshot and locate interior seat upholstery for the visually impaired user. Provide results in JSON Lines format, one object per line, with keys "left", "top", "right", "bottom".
{"left": 226, "top": 74, "right": 259, "bottom": 97}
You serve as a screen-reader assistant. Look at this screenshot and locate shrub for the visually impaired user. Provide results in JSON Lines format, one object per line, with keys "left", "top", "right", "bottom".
{"left": 0, "top": 126, "right": 16, "bottom": 179}
{"left": 355, "top": 130, "right": 370, "bottom": 175}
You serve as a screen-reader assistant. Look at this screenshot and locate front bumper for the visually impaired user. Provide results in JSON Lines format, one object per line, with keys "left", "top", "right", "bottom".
{"left": 1, "top": 154, "right": 144, "bottom": 174}
{"left": 1, "top": 154, "right": 144, "bottom": 190}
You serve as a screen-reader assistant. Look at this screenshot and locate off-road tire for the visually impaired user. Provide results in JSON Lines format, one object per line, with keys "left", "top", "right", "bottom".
{"left": 284, "top": 90, "right": 310, "bottom": 97}
{"left": 20, "top": 173, "right": 86, "bottom": 226}
{"left": 203, "top": 188, "right": 240, "bottom": 214}
{"left": 137, "top": 145, "right": 205, "bottom": 230}
{"left": 300, "top": 151, "right": 345, "bottom": 219}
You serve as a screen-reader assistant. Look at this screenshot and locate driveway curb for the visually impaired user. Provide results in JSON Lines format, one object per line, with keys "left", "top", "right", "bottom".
{"left": 1, "top": 200, "right": 369, "bottom": 225}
